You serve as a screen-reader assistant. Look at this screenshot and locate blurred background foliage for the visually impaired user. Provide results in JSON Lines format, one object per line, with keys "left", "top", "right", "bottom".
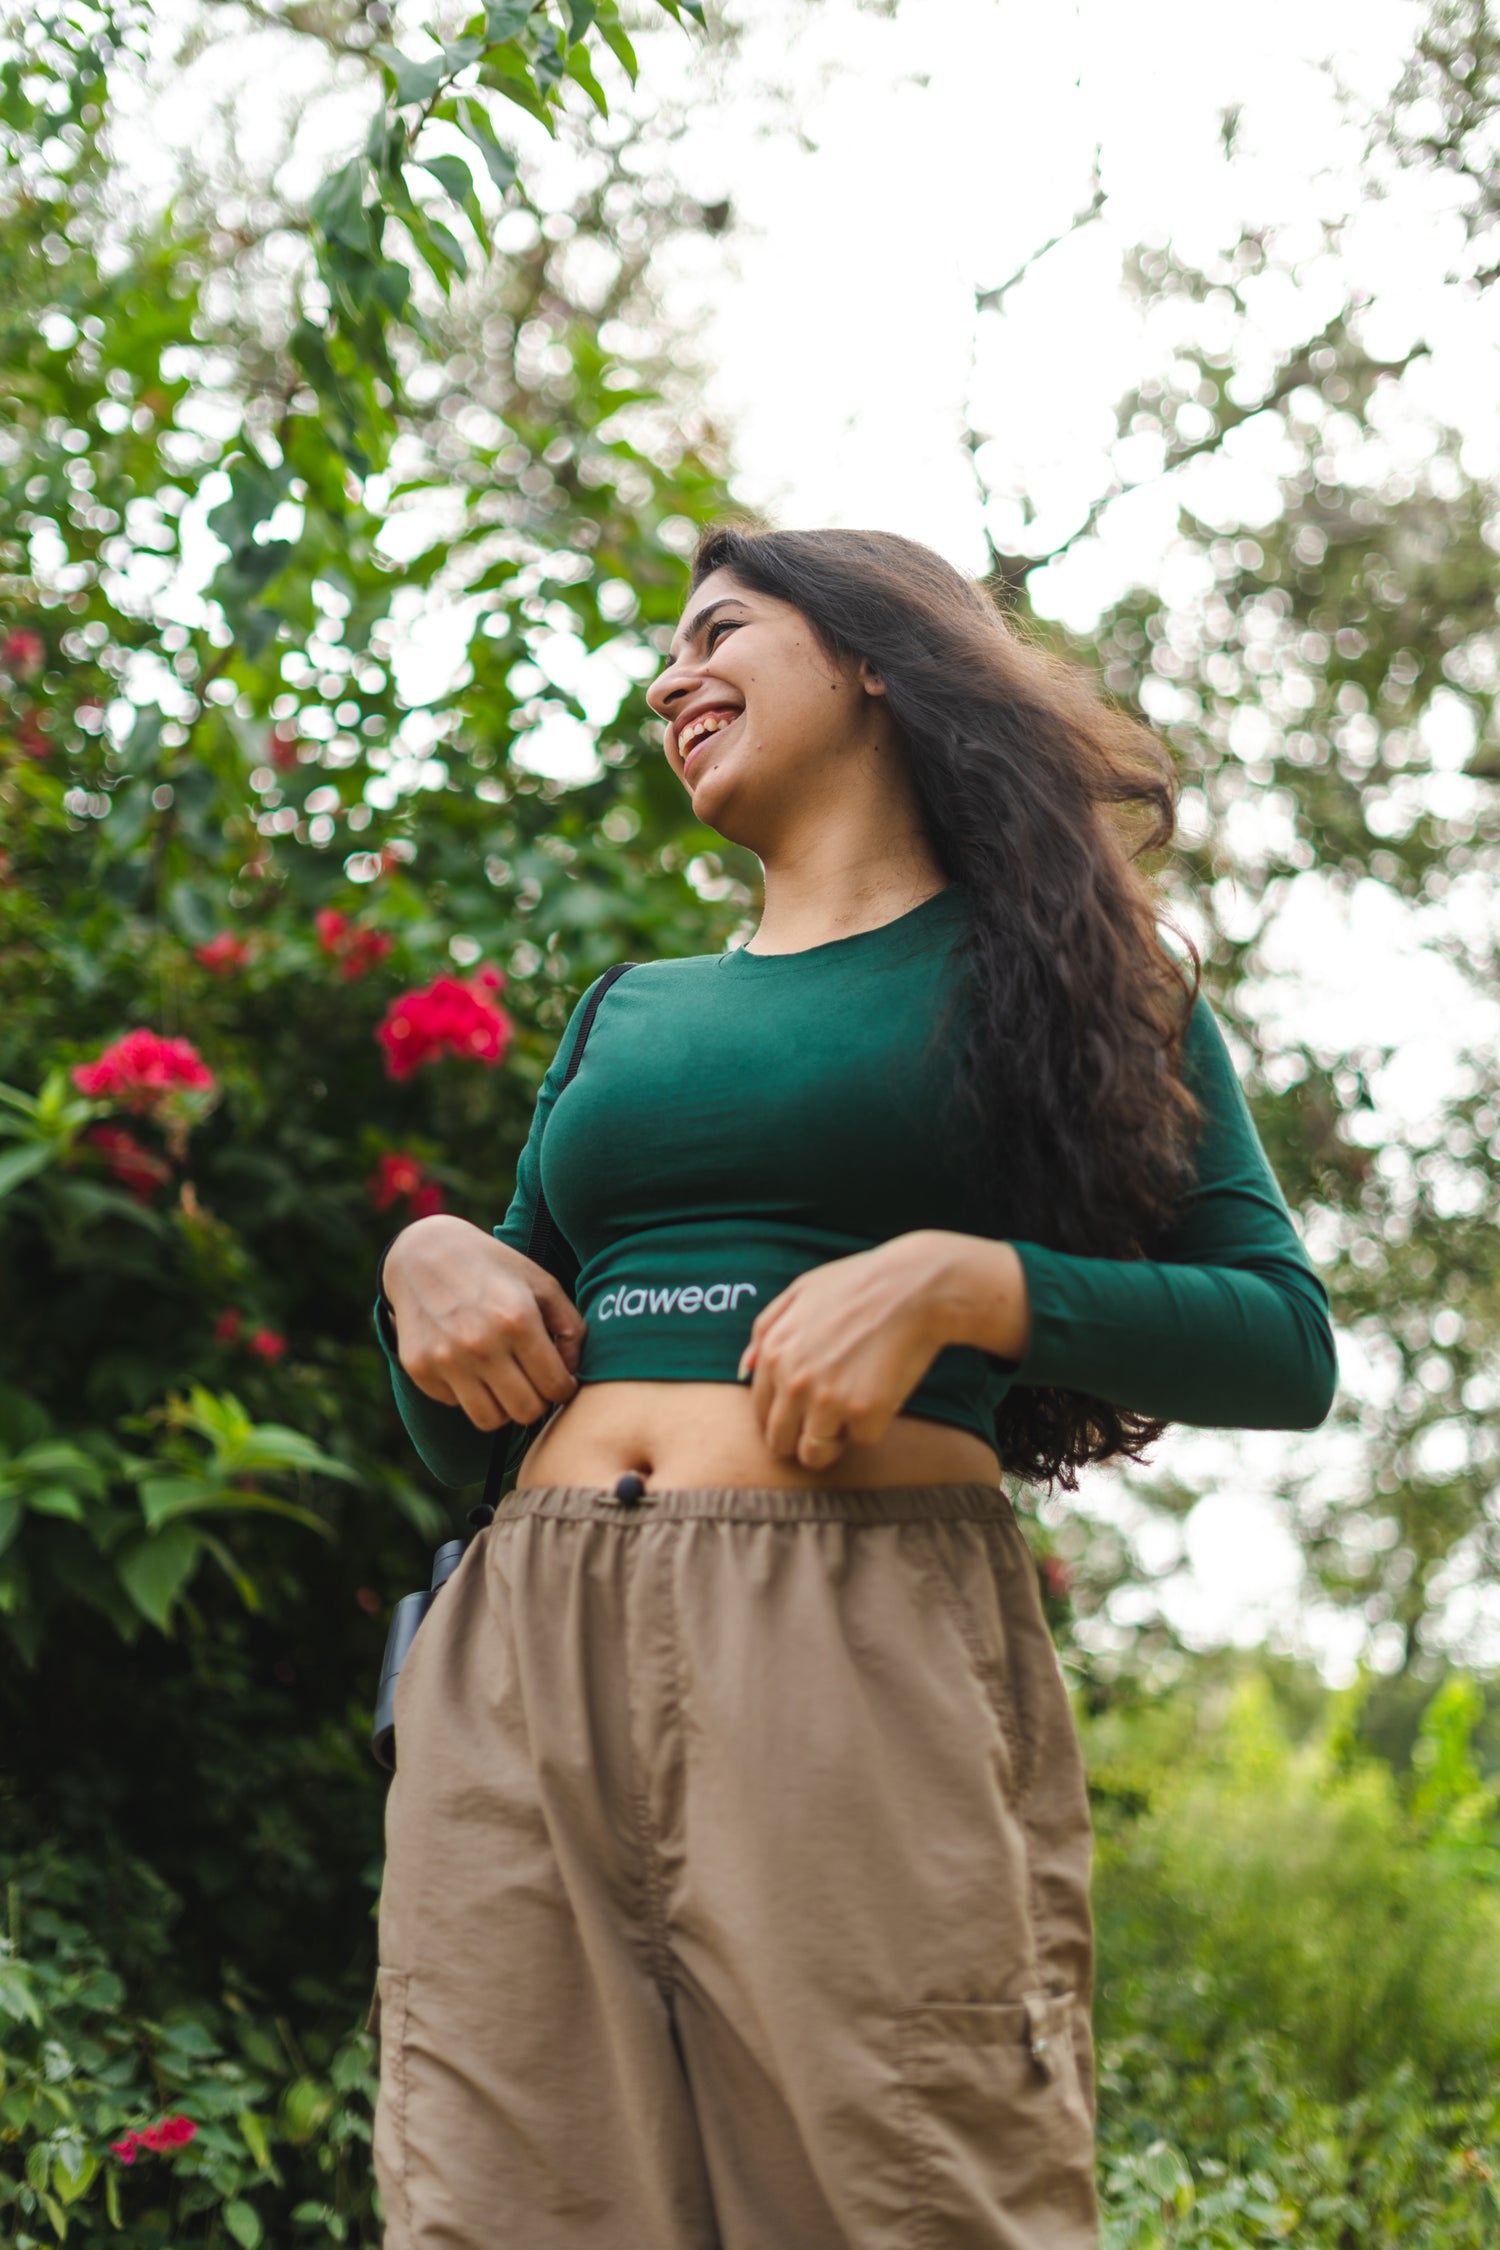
{"left": 0, "top": 0, "right": 1497, "bottom": 2242}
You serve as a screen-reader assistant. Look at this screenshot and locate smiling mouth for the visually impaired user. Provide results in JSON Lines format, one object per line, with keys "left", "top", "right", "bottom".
{"left": 676, "top": 708, "right": 741, "bottom": 766}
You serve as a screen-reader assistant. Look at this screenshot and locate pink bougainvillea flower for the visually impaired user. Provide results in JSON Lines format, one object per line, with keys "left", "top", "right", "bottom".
{"left": 213, "top": 1308, "right": 243, "bottom": 1345}
{"left": 72, "top": 1029, "right": 216, "bottom": 1113}
{"left": 316, "top": 907, "right": 392, "bottom": 982}
{"left": 84, "top": 1125, "right": 173, "bottom": 1205}
{"left": 368, "top": 1151, "right": 426, "bottom": 1211}
{"left": 110, "top": 2115, "right": 196, "bottom": 2163}
{"left": 247, "top": 1327, "right": 286, "bottom": 1362}
{"left": 367, "top": 1151, "right": 447, "bottom": 1219}
{"left": 376, "top": 970, "right": 512, "bottom": 1082}
{"left": 2, "top": 628, "right": 44, "bottom": 679}
{"left": 140, "top": 2114, "right": 197, "bottom": 2153}
{"left": 194, "top": 931, "right": 253, "bottom": 975}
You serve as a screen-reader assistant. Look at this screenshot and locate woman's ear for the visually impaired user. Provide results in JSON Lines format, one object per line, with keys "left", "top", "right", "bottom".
{"left": 857, "top": 658, "right": 888, "bottom": 699}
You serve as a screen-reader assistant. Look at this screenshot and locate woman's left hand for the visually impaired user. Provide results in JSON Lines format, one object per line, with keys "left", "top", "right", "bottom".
{"left": 738, "top": 1230, "right": 1030, "bottom": 1470}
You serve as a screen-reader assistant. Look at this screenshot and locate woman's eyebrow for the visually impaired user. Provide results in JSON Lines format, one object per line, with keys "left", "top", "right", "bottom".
{"left": 669, "top": 595, "right": 748, "bottom": 659}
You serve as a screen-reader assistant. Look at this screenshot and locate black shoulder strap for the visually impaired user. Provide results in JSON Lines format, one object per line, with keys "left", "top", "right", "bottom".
{"left": 481, "top": 959, "right": 636, "bottom": 1510}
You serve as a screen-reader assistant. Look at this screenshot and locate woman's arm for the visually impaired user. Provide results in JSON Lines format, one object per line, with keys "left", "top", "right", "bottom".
{"left": 370, "top": 975, "right": 608, "bottom": 1486}
{"left": 741, "top": 995, "right": 1334, "bottom": 1464}
{"left": 930, "top": 994, "right": 1337, "bottom": 1430}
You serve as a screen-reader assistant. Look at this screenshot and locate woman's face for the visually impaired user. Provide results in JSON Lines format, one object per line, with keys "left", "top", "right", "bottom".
{"left": 646, "top": 567, "right": 887, "bottom": 843}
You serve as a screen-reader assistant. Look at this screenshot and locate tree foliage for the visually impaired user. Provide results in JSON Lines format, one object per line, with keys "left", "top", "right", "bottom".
{"left": 0, "top": 3, "right": 746, "bottom": 2239}
{"left": 969, "top": 5, "right": 1500, "bottom": 1672}
{"left": 3, "top": 0, "right": 1500, "bottom": 2241}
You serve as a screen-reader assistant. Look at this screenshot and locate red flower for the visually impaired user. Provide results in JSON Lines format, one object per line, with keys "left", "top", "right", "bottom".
{"left": 356, "top": 1586, "right": 382, "bottom": 1615}
{"left": 16, "top": 709, "right": 49, "bottom": 759}
{"left": 83, "top": 1125, "right": 173, "bottom": 1205}
{"left": 3, "top": 628, "right": 44, "bottom": 679}
{"left": 195, "top": 931, "right": 253, "bottom": 974}
{"left": 247, "top": 1327, "right": 286, "bottom": 1361}
{"left": 213, "top": 1308, "right": 243, "bottom": 1345}
{"left": 72, "top": 1029, "right": 216, "bottom": 1112}
{"left": 110, "top": 2114, "right": 196, "bottom": 2162}
{"left": 1040, "top": 1555, "right": 1072, "bottom": 1601}
{"left": 317, "top": 907, "right": 391, "bottom": 982}
{"left": 408, "top": 1180, "right": 444, "bottom": 1218}
{"left": 368, "top": 1161, "right": 427, "bottom": 1215}
{"left": 269, "top": 720, "right": 301, "bottom": 772}
{"left": 376, "top": 970, "right": 512, "bottom": 1082}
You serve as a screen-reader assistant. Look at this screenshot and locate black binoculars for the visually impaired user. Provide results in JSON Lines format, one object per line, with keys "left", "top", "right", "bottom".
{"left": 372, "top": 1515, "right": 489, "bottom": 1770}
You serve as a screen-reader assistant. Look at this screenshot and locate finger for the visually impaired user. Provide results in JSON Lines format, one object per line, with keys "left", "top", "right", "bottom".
{"left": 761, "top": 1367, "right": 814, "bottom": 1462}
{"left": 476, "top": 1291, "right": 579, "bottom": 1410}
{"left": 478, "top": 1360, "right": 550, "bottom": 1427}
{"left": 404, "top": 1360, "right": 462, "bottom": 1409}
{"left": 447, "top": 1370, "right": 512, "bottom": 1431}
{"left": 528, "top": 1267, "right": 588, "bottom": 1367}
{"left": 510, "top": 1310, "right": 583, "bottom": 1408}
{"left": 796, "top": 1426, "right": 847, "bottom": 1470}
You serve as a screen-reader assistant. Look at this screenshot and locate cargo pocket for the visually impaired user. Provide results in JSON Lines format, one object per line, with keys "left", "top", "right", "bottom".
{"left": 371, "top": 1967, "right": 412, "bottom": 2247}
{"left": 898, "top": 1991, "right": 1096, "bottom": 2250}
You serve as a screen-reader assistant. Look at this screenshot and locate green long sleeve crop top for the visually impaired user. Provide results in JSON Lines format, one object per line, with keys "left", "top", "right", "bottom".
{"left": 374, "top": 883, "right": 1337, "bottom": 1488}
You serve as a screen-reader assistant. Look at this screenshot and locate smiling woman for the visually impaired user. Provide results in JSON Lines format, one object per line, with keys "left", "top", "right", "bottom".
{"left": 371, "top": 522, "right": 1335, "bottom": 2250}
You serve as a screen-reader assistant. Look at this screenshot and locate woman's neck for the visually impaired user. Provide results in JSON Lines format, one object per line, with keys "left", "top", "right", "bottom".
{"left": 746, "top": 847, "right": 949, "bottom": 957}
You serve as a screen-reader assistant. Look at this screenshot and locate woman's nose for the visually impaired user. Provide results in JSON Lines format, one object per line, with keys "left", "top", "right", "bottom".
{"left": 647, "top": 659, "right": 692, "bottom": 719}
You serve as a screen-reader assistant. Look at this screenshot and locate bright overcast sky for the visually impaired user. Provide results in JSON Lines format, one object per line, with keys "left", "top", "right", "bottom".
{"left": 116, "top": 0, "right": 1498, "bottom": 1673}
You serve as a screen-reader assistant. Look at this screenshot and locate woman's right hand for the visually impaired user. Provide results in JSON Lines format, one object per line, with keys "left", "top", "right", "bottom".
{"left": 382, "top": 1215, "right": 585, "bottom": 1431}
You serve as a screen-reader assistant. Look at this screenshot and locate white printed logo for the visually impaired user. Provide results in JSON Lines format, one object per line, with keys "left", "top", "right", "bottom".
{"left": 595, "top": 1281, "right": 759, "bottom": 1320}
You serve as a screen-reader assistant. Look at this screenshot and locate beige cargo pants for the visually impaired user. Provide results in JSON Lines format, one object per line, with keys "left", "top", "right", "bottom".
{"left": 374, "top": 1483, "right": 1097, "bottom": 2249}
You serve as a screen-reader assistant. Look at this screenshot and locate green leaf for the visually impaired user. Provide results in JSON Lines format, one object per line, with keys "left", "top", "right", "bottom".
{"left": 0, "top": 1141, "right": 52, "bottom": 1199}
{"left": 0, "top": 1494, "right": 22, "bottom": 1558}
{"left": 13, "top": 1440, "right": 105, "bottom": 1490}
{"left": 234, "top": 1425, "right": 359, "bottom": 1480}
{"left": 456, "top": 97, "right": 518, "bottom": 193}
{"left": 54, "top": 2147, "right": 97, "bottom": 2205}
{"left": 484, "top": 0, "right": 535, "bottom": 37}
{"left": 224, "top": 2198, "right": 264, "bottom": 2250}
{"left": 479, "top": 45, "right": 553, "bottom": 127}
{"left": 564, "top": 0, "right": 598, "bottom": 37}
{"left": 373, "top": 44, "right": 450, "bottom": 106}
{"left": 139, "top": 1478, "right": 334, "bottom": 1540}
{"left": 565, "top": 41, "right": 608, "bottom": 116}
{"left": 309, "top": 159, "right": 375, "bottom": 254}
{"left": 117, "top": 1523, "right": 201, "bottom": 1631}
{"left": 418, "top": 152, "right": 478, "bottom": 211}
{"left": 20, "top": 1486, "right": 87, "bottom": 1523}
{"left": 0, "top": 1963, "right": 44, "bottom": 2027}
{"left": 239, "top": 2109, "right": 273, "bottom": 2171}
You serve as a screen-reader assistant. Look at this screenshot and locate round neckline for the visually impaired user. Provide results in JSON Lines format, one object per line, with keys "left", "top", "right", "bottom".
{"left": 721, "top": 884, "right": 960, "bottom": 968}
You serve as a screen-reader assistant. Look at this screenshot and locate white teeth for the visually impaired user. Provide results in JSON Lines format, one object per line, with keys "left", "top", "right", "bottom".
{"left": 680, "top": 711, "right": 736, "bottom": 756}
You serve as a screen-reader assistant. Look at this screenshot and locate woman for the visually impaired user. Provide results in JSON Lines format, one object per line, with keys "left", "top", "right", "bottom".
{"left": 371, "top": 525, "right": 1336, "bottom": 2250}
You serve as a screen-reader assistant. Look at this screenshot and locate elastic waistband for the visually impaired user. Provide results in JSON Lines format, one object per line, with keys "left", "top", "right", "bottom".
{"left": 496, "top": 1482, "right": 1015, "bottom": 1527}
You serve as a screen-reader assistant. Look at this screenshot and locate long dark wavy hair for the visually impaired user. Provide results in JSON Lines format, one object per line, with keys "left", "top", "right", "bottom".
{"left": 688, "top": 522, "right": 1203, "bottom": 1490}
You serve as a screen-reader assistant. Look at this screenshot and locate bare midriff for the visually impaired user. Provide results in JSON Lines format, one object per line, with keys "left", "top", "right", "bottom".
{"left": 515, "top": 1378, "right": 1002, "bottom": 1492}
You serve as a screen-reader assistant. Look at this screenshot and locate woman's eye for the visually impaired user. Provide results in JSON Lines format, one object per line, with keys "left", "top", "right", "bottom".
{"left": 707, "top": 620, "right": 740, "bottom": 650}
